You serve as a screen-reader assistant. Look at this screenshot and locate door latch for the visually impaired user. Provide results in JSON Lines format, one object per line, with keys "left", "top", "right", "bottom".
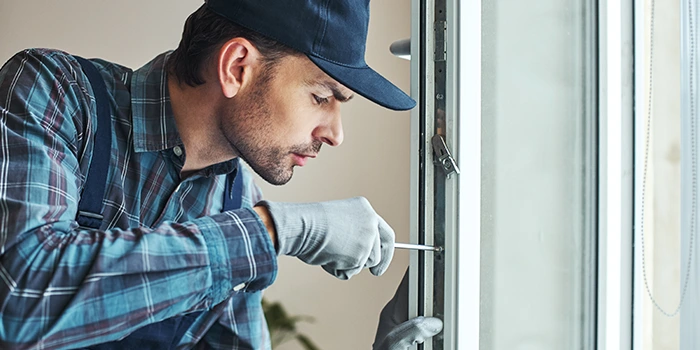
{"left": 431, "top": 134, "right": 460, "bottom": 178}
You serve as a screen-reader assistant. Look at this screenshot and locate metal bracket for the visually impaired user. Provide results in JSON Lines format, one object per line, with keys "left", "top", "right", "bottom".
{"left": 432, "top": 134, "right": 460, "bottom": 178}
{"left": 434, "top": 20, "right": 447, "bottom": 62}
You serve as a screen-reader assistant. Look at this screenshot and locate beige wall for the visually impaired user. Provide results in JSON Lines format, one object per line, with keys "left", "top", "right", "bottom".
{"left": 0, "top": 1, "right": 412, "bottom": 349}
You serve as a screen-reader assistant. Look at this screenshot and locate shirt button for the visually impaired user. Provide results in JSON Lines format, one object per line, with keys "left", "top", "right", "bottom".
{"left": 233, "top": 283, "right": 246, "bottom": 292}
{"left": 174, "top": 183, "right": 182, "bottom": 193}
{"left": 173, "top": 146, "right": 183, "bottom": 157}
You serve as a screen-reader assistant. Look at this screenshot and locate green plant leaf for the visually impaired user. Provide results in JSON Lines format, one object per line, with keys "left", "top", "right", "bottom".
{"left": 295, "top": 334, "right": 322, "bottom": 350}
{"left": 263, "top": 298, "right": 320, "bottom": 349}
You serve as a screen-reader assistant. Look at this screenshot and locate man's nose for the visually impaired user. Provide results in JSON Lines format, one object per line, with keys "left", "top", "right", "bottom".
{"left": 314, "top": 110, "right": 344, "bottom": 147}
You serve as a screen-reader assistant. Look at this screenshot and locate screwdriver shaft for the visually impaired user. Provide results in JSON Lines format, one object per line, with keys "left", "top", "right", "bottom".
{"left": 394, "top": 242, "right": 443, "bottom": 252}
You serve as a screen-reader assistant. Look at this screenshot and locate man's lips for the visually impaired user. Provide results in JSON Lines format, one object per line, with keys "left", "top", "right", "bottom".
{"left": 292, "top": 153, "right": 316, "bottom": 166}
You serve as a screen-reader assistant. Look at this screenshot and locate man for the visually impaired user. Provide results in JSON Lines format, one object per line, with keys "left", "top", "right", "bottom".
{"left": 0, "top": 0, "right": 441, "bottom": 349}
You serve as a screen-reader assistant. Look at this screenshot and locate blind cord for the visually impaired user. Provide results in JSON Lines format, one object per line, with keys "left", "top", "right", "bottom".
{"left": 639, "top": 0, "right": 697, "bottom": 317}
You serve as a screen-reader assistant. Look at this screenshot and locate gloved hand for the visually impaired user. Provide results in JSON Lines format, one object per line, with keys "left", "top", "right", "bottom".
{"left": 373, "top": 269, "right": 443, "bottom": 350}
{"left": 258, "top": 197, "right": 395, "bottom": 279}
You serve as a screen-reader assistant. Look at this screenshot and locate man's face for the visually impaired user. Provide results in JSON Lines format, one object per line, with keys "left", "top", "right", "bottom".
{"left": 220, "top": 55, "right": 353, "bottom": 185}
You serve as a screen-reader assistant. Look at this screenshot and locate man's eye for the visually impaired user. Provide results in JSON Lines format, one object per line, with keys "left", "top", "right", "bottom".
{"left": 313, "top": 94, "right": 330, "bottom": 105}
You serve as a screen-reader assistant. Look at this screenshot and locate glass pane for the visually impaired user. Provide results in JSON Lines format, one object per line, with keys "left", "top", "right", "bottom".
{"left": 480, "top": 0, "right": 596, "bottom": 349}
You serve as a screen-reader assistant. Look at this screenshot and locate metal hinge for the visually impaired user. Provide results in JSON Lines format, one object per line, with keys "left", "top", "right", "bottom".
{"left": 432, "top": 134, "right": 460, "bottom": 178}
{"left": 434, "top": 20, "right": 447, "bottom": 62}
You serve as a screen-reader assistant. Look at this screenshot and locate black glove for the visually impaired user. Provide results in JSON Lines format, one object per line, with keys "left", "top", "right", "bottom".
{"left": 373, "top": 269, "right": 443, "bottom": 350}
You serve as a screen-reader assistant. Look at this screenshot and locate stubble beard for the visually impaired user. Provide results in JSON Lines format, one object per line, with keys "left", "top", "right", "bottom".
{"left": 221, "top": 72, "right": 322, "bottom": 186}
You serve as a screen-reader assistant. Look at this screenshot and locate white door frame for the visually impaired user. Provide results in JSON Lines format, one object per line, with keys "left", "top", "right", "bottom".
{"left": 409, "top": 0, "right": 637, "bottom": 348}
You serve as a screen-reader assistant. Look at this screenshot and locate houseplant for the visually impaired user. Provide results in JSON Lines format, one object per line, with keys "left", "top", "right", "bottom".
{"left": 262, "top": 298, "right": 321, "bottom": 350}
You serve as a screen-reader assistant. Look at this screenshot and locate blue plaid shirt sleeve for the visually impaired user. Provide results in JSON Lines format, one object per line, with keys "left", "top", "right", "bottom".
{"left": 193, "top": 169, "right": 273, "bottom": 350}
{"left": 0, "top": 50, "right": 277, "bottom": 349}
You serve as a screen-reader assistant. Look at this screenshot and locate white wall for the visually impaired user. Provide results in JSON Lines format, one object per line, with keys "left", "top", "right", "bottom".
{"left": 642, "top": 0, "right": 682, "bottom": 348}
{"left": 0, "top": 2, "right": 412, "bottom": 349}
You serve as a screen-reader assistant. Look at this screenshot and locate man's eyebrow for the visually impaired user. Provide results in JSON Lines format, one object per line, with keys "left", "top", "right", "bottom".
{"left": 307, "top": 80, "right": 355, "bottom": 102}
{"left": 325, "top": 82, "right": 354, "bottom": 102}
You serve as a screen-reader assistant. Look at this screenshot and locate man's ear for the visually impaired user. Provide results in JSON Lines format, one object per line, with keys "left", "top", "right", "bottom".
{"left": 217, "top": 38, "right": 261, "bottom": 98}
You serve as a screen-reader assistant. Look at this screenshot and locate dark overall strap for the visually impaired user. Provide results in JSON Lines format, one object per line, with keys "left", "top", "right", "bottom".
{"left": 75, "top": 57, "right": 246, "bottom": 349}
{"left": 87, "top": 167, "right": 243, "bottom": 349}
{"left": 74, "top": 56, "right": 111, "bottom": 229}
{"left": 83, "top": 312, "right": 203, "bottom": 350}
{"left": 222, "top": 160, "right": 244, "bottom": 211}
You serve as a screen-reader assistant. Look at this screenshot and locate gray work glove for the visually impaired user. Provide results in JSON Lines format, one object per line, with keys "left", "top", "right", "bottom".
{"left": 373, "top": 269, "right": 443, "bottom": 350}
{"left": 259, "top": 197, "right": 395, "bottom": 279}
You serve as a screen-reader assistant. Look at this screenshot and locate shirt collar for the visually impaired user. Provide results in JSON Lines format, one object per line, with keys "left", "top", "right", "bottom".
{"left": 130, "top": 52, "right": 182, "bottom": 153}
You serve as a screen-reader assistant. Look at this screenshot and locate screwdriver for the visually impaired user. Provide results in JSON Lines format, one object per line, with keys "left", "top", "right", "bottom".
{"left": 394, "top": 242, "right": 443, "bottom": 252}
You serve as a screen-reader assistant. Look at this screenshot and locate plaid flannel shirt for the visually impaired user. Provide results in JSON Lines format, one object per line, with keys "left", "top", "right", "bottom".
{"left": 0, "top": 49, "right": 277, "bottom": 349}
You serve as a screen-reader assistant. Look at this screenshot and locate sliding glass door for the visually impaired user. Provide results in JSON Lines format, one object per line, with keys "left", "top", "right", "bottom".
{"left": 479, "top": 0, "right": 598, "bottom": 349}
{"left": 409, "top": 0, "right": 599, "bottom": 349}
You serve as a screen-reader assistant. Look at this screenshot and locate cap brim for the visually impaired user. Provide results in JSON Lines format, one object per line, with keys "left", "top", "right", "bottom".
{"left": 308, "top": 55, "right": 416, "bottom": 111}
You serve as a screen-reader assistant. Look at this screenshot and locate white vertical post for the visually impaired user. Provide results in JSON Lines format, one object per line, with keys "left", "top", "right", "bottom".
{"left": 410, "top": 0, "right": 480, "bottom": 347}
{"left": 633, "top": 0, "right": 648, "bottom": 348}
{"left": 681, "top": 0, "right": 700, "bottom": 348}
{"left": 451, "top": 0, "right": 481, "bottom": 348}
{"left": 598, "top": 0, "right": 634, "bottom": 349}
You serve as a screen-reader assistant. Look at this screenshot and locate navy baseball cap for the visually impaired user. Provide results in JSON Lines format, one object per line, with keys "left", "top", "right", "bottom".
{"left": 205, "top": 0, "right": 416, "bottom": 111}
